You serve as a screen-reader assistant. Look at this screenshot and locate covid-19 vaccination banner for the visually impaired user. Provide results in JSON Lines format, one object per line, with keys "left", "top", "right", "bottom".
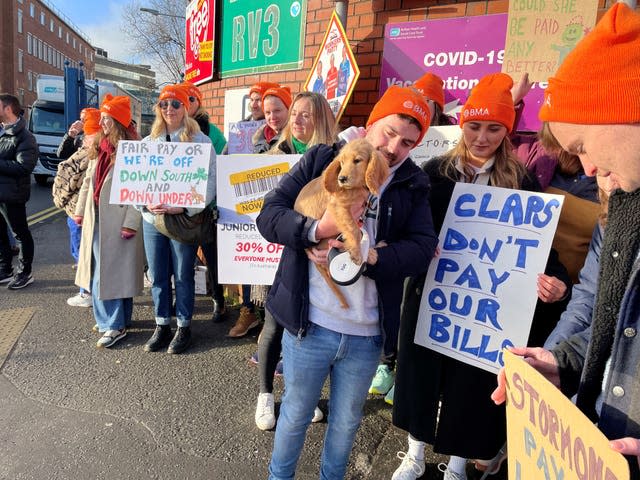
{"left": 110, "top": 141, "right": 212, "bottom": 208}
{"left": 380, "top": 14, "right": 544, "bottom": 132}
{"left": 414, "top": 183, "right": 564, "bottom": 374}
{"left": 216, "top": 154, "right": 302, "bottom": 285}
{"left": 504, "top": 351, "right": 629, "bottom": 480}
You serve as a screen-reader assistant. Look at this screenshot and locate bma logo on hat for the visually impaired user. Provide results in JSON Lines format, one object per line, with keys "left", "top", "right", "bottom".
{"left": 544, "top": 93, "right": 552, "bottom": 108}
{"left": 403, "top": 100, "right": 414, "bottom": 110}
{"left": 463, "top": 107, "right": 490, "bottom": 117}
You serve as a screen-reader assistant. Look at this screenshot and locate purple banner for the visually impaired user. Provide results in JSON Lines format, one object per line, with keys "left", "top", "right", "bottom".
{"left": 380, "top": 14, "right": 545, "bottom": 132}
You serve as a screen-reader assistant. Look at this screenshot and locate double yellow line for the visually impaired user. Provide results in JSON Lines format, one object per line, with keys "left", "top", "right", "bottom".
{"left": 27, "top": 206, "right": 63, "bottom": 226}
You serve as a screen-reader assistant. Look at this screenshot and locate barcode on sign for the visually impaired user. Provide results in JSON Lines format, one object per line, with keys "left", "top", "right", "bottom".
{"left": 233, "top": 174, "right": 284, "bottom": 197}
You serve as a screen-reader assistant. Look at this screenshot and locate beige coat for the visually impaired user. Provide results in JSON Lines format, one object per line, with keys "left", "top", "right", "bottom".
{"left": 74, "top": 158, "right": 144, "bottom": 300}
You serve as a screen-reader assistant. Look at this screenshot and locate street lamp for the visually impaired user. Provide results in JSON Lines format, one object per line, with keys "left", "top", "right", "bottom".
{"left": 139, "top": 7, "right": 185, "bottom": 19}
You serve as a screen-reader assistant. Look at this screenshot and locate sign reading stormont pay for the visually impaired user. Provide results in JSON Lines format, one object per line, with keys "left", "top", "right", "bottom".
{"left": 219, "top": 0, "right": 307, "bottom": 78}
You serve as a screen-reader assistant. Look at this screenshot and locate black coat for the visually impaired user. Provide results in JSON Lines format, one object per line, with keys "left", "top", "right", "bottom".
{"left": 0, "top": 116, "right": 38, "bottom": 203}
{"left": 256, "top": 142, "right": 438, "bottom": 355}
{"left": 392, "top": 156, "right": 570, "bottom": 459}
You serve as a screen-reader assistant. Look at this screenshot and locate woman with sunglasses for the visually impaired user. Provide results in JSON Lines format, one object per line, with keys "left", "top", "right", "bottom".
{"left": 74, "top": 95, "right": 144, "bottom": 349}
{"left": 140, "top": 85, "right": 216, "bottom": 355}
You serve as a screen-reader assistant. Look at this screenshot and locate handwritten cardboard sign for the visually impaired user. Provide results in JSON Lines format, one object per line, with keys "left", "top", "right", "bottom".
{"left": 216, "top": 154, "right": 302, "bottom": 285}
{"left": 410, "top": 125, "right": 461, "bottom": 166}
{"left": 227, "top": 120, "right": 265, "bottom": 154}
{"left": 502, "top": 0, "right": 597, "bottom": 82}
{"left": 414, "top": 183, "right": 564, "bottom": 373}
{"left": 504, "top": 350, "right": 629, "bottom": 480}
{"left": 110, "top": 140, "right": 212, "bottom": 208}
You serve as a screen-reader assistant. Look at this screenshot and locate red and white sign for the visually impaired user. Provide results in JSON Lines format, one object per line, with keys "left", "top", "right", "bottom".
{"left": 185, "top": 0, "right": 215, "bottom": 85}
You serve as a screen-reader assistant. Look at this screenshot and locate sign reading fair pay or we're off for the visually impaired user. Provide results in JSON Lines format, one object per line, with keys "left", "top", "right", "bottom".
{"left": 110, "top": 140, "right": 212, "bottom": 208}
{"left": 414, "top": 183, "right": 564, "bottom": 374}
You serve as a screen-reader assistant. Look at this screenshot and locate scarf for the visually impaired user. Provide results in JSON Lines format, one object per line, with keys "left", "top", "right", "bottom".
{"left": 93, "top": 137, "right": 115, "bottom": 205}
{"left": 291, "top": 137, "right": 308, "bottom": 154}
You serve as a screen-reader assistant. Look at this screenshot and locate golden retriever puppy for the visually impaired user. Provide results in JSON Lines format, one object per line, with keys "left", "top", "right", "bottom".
{"left": 294, "top": 138, "right": 389, "bottom": 308}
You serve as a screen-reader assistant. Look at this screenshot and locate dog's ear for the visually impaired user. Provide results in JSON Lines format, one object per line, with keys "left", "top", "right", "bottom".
{"left": 365, "top": 149, "right": 390, "bottom": 195}
{"left": 323, "top": 159, "right": 342, "bottom": 193}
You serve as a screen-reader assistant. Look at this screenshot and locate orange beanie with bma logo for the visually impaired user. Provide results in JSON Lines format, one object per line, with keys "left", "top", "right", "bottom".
{"left": 413, "top": 72, "right": 445, "bottom": 111}
{"left": 100, "top": 94, "right": 131, "bottom": 128}
{"left": 366, "top": 85, "right": 431, "bottom": 144}
{"left": 460, "top": 73, "right": 515, "bottom": 132}
{"left": 539, "top": 3, "right": 640, "bottom": 124}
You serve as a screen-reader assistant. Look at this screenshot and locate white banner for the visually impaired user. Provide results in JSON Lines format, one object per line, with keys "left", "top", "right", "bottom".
{"left": 410, "top": 125, "right": 461, "bottom": 165}
{"left": 216, "top": 154, "right": 302, "bottom": 285}
{"left": 110, "top": 140, "right": 212, "bottom": 208}
{"left": 227, "top": 120, "right": 265, "bottom": 154}
{"left": 414, "top": 183, "right": 564, "bottom": 373}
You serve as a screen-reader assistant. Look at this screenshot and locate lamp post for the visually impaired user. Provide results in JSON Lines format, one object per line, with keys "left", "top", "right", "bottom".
{"left": 139, "top": 7, "right": 186, "bottom": 19}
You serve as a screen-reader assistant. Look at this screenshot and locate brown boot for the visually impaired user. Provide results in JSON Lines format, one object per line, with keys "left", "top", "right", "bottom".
{"left": 227, "top": 307, "right": 259, "bottom": 337}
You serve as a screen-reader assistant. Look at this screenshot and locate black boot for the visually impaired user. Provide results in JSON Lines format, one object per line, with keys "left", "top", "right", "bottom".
{"left": 211, "top": 298, "right": 226, "bottom": 323}
{"left": 167, "top": 326, "right": 191, "bottom": 354}
{"left": 143, "top": 325, "right": 172, "bottom": 352}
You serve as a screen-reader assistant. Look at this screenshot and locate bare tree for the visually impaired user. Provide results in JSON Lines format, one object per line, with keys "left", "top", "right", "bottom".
{"left": 120, "top": 0, "right": 186, "bottom": 84}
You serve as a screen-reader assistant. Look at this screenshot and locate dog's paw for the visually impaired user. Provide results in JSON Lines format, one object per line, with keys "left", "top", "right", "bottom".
{"left": 349, "top": 250, "right": 363, "bottom": 265}
{"left": 366, "top": 248, "right": 378, "bottom": 265}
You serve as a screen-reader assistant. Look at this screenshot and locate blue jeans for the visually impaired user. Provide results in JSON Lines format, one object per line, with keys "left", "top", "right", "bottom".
{"left": 143, "top": 220, "right": 197, "bottom": 327}
{"left": 91, "top": 222, "right": 132, "bottom": 332}
{"left": 67, "top": 217, "right": 86, "bottom": 294}
{"left": 268, "top": 323, "right": 382, "bottom": 480}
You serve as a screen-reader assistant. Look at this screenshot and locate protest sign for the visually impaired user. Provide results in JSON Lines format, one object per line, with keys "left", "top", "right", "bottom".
{"left": 216, "top": 154, "right": 302, "bottom": 285}
{"left": 227, "top": 120, "right": 266, "bottom": 154}
{"left": 110, "top": 140, "right": 212, "bottom": 208}
{"left": 380, "top": 14, "right": 544, "bottom": 132}
{"left": 185, "top": 0, "right": 216, "bottom": 84}
{"left": 410, "top": 125, "right": 461, "bottom": 165}
{"left": 303, "top": 11, "right": 360, "bottom": 121}
{"left": 414, "top": 183, "right": 564, "bottom": 373}
{"left": 504, "top": 350, "right": 629, "bottom": 480}
{"left": 502, "top": 0, "right": 597, "bottom": 82}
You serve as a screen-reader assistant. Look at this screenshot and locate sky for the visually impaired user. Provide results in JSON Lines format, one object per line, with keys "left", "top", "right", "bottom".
{"left": 48, "top": 0, "right": 158, "bottom": 71}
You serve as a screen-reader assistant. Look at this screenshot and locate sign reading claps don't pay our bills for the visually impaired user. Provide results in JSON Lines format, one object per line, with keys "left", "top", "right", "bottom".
{"left": 110, "top": 140, "right": 212, "bottom": 208}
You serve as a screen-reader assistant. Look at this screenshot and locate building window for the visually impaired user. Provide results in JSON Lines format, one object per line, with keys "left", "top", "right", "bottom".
{"left": 40, "top": 11, "right": 45, "bottom": 25}
{"left": 39, "top": 41, "right": 44, "bottom": 61}
{"left": 58, "top": 26, "right": 62, "bottom": 38}
{"left": 50, "top": 19, "right": 54, "bottom": 32}
{"left": 48, "top": 46, "right": 52, "bottom": 64}
{"left": 28, "top": 71, "right": 33, "bottom": 91}
{"left": 72, "top": 38, "right": 76, "bottom": 48}
{"left": 29, "top": 3, "right": 34, "bottom": 17}
{"left": 18, "top": 9, "right": 23, "bottom": 33}
{"left": 27, "top": 33, "right": 32, "bottom": 54}
{"left": 66, "top": 32, "right": 69, "bottom": 44}
{"left": 18, "top": 50, "right": 24, "bottom": 73}
{"left": 18, "top": 89, "right": 25, "bottom": 106}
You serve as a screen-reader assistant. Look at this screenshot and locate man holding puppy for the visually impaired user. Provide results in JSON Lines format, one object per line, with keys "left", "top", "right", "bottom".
{"left": 257, "top": 86, "right": 438, "bottom": 480}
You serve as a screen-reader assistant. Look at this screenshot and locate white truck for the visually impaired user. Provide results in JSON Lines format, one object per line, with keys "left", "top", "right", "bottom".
{"left": 29, "top": 74, "right": 142, "bottom": 186}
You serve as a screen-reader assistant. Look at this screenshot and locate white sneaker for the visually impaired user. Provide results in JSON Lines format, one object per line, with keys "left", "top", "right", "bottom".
{"left": 67, "top": 292, "right": 92, "bottom": 307}
{"left": 437, "top": 463, "right": 467, "bottom": 480}
{"left": 255, "top": 393, "right": 276, "bottom": 430}
{"left": 311, "top": 406, "right": 324, "bottom": 423}
{"left": 392, "top": 451, "right": 426, "bottom": 480}
{"left": 96, "top": 329, "right": 127, "bottom": 348}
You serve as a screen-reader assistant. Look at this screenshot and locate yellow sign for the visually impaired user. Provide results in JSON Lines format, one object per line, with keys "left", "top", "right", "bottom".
{"left": 200, "top": 40, "right": 213, "bottom": 62}
{"left": 229, "top": 163, "right": 290, "bottom": 186}
{"left": 235, "top": 198, "right": 264, "bottom": 215}
{"left": 502, "top": 0, "right": 598, "bottom": 82}
{"left": 504, "top": 351, "right": 629, "bottom": 480}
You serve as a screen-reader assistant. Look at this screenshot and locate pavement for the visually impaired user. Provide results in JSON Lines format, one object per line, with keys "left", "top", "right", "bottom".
{"left": 0, "top": 212, "right": 508, "bottom": 480}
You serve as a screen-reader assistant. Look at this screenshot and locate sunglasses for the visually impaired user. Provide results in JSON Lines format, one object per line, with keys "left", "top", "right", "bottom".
{"left": 158, "top": 99, "right": 183, "bottom": 110}
{"left": 188, "top": 96, "right": 198, "bottom": 103}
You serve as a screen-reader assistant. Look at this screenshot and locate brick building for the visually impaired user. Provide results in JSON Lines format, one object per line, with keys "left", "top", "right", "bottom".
{"left": 1, "top": 0, "right": 95, "bottom": 107}
{"left": 198, "top": 0, "right": 613, "bottom": 130}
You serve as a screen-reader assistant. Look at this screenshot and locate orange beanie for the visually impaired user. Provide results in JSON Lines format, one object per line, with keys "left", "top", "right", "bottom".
{"left": 366, "top": 85, "right": 431, "bottom": 144}
{"left": 159, "top": 84, "right": 190, "bottom": 108}
{"left": 539, "top": 3, "right": 640, "bottom": 124}
{"left": 263, "top": 86, "right": 292, "bottom": 109}
{"left": 82, "top": 108, "right": 101, "bottom": 135}
{"left": 250, "top": 82, "right": 281, "bottom": 98}
{"left": 413, "top": 73, "right": 445, "bottom": 111}
{"left": 100, "top": 94, "right": 131, "bottom": 128}
{"left": 179, "top": 82, "right": 202, "bottom": 104}
{"left": 460, "top": 73, "right": 515, "bottom": 132}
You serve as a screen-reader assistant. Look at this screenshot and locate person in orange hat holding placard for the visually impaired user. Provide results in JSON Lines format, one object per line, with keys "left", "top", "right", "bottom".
{"left": 256, "top": 85, "right": 437, "bottom": 480}
{"left": 491, "top": 4, "right": 640, "bottom": 477}
{"left": 74, "top": 94, "right": 144, "bottom": 349}
{"left": 390, "top": 73, "right": 558, "bottom": 480}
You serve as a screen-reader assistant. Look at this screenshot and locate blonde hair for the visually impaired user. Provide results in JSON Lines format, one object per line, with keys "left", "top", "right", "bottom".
{"left": 149, "top": 104, "right": 201, "bottom": 142}
{"left": 539, "top": 121, "right": 582, "bottom": 176}
{"left": 440, "top": 134, "right": 526, "bottom": 189}
{"left": 270, "top": 92, "right": 336, "bottom": 153}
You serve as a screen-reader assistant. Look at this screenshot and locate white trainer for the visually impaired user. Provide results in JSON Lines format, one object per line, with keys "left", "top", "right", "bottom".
{"left": 311, "top": 406, "right": 324, "bottom": 423}
{"left": 255, "top": 393, "right": 276, "bottom": 430}
{"left": 67, "top": 292, "right": 92, "bottom": 307}
{"left": 392, "top": 451, "right": 426, "bottom": 480}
